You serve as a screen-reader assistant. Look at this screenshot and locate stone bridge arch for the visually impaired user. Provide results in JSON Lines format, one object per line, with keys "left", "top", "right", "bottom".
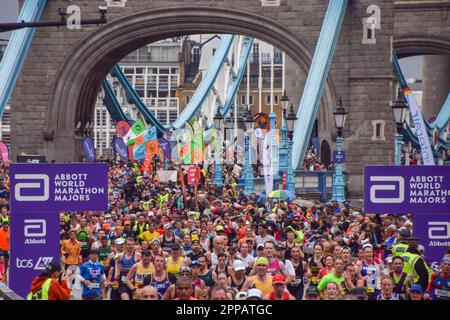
{"left": 44, "top": 6, "right": 337, "bottom": 161}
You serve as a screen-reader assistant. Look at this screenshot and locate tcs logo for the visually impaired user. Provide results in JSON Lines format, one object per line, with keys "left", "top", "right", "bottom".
{"left": 16, "top": 257, "right": 53, "bottom": 270}
{"left": 14, "top": 174, "right": 50, "bottom": 202}
{"left": 428, "top": 222, "right": 450, "bottom": 240}
{"left": 369, "top": 176, "right": 405, "bottom": 204}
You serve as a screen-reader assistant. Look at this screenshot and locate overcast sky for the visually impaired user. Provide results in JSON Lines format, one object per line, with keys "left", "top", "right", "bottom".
{"left": 0, "top": 0, "right": 19, "bottom": 40}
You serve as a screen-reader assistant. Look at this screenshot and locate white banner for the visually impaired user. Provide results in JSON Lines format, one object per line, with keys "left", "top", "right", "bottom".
{"left": 404, "top": 89, "right": 435, "bottom": 165}
{"left": 157, "top": 170, "right": 177, "bottom": 182}
{"left": 263, "top": 131, "right": 273, "bottom": 198}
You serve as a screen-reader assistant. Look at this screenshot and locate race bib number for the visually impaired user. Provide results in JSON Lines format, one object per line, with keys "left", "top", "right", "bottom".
{"left": 290, "top": 278, "right": 302, "bottom": 286}
{"left": 88, "top": 282, "right": 100, "bottom": 289}
{"left": 434, "top": 289, "right": 450, "bottom": 298}
{"left": 121, "top": 275, "right": 128, "bottom": 283}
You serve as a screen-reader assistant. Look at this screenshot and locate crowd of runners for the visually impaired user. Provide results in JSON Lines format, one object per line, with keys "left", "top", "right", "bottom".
{"left": 0, "top": 162, "right": 449, "bottom": 300}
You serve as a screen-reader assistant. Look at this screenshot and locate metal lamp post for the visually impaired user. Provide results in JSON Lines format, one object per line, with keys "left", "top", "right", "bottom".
{"left": 332, "top": 97, "right": 347, "bottom": 204}
{"left": 286, "top": 104, "right": 298, "bottom": 194}
{"left": 391, "top": 89, "right": 409, "bottom": 166}
{"left": 213, "top": 108, "right": 224, "bottom": 187}
{"left": 244, "top": 107, "right": 255, "bottom": 194}
{"left": 279, "top": 91, "right": 290, "bottom": 189}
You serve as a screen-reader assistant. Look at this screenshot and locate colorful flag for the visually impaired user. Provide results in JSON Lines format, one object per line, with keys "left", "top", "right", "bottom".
{"left": 132, "top": 127, "right": 158, "bottom": 160}
{"left": 189, "top": 119, "right": 204, "bottom": 164}
{"left": 123, "top": 119, "right": 146, "bottom": 146}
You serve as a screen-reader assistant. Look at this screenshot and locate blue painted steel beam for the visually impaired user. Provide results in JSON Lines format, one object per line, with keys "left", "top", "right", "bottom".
{"left": 111, "top": 64, "right": 165, "bottom": 133}
{"left": 0, "top": 0, "right": 46, "bottom": 117}
{"left": 219, "top": 37, "right": 254, "bottom": 117}
{"left": 172, "top": 34, "right": 235, "bottom": 129}
{"left": 291, "top": 0, "right": 348, "bottom": 169}
{"left": 102, "top": 80, "right": 129, "bottom": 123}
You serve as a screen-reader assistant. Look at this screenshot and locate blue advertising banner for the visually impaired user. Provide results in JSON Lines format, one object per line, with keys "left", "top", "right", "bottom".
{"left": 82, "top": 136, "right": 96, "bottom": 162}
{"left": 10, "top": 163, "right": 108, "bottom": 212}
{"left": 333, "top": 150, "right": 346, "bottom": 164}
{"left": 9, "top": 211, "right": 60, "bottom": 299}
{"left": 364, "top": 166, "right": 450, "bottom": 214}
{"left": 112, "top": 138, "right": 129, "bottom": 162}
{"left": 414, "top": 214, "right": 450, "bottom": 266}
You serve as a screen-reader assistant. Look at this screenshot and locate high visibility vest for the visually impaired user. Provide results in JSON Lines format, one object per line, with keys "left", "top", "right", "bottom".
{"left": 401, "top": 252, "right": 432, "bottom": 284}
{"left": 27, "top": 278, "right": 52, "bottom": 300}
{"left": 0, "top": 216, "right": 9, "bottom": 224}
{"left": 392, "top": 243, "right": 409, "bottom": 257}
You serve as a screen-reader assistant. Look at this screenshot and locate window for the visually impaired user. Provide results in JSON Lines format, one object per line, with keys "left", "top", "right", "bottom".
{"left": 371, "top": 120, "right": 386, "bottom": 141}
{"left": 212, "top": 48, "right": 217, "bottom": 56}
{"left": 241, "top": 96, "right": 246, "bottom": 105}
{"left": 274, "top": 95, "right": 279, "bottom": 105}
{"left": 186, "top": 96, "right": 191, "bottom": 104}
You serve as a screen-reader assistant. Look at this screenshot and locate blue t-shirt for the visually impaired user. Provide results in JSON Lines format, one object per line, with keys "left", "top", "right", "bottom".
{"left": 79, "top": 260, "right": 105, "bottom": 296}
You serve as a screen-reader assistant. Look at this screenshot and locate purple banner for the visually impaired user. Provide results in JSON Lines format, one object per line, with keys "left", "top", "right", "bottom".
{"left": 158, "top": 138, "right": 171, "bottom": 160}
{"left": 364, "top": 166, "right": 450, "bottom": 214}
{"left": 414, "top": 214, "right": 450, "bottom": 266}
{"left": 9, "top": 211, "right": 60, "bottom": 299}
{"left": 82, "top": 137, "right": 96, "bottom": 162}
{"left": 112, "top": 138, "right": 129, "bottom": 162}
{"left": 10, "top": 163, "right": 108, "bottom": 212}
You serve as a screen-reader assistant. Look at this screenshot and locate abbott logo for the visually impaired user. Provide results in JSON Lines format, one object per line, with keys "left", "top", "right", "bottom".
{"left": 14, "top": 174, "right": 49, "bottom": 201}
{"left": 24, "top": 219, "right": 46, "bottom": 237}
{"left": 428, "top": 222, "right": 450, "bottom": 240}
{"left": 369, "top": 176, "right": 405, "bottom": 204}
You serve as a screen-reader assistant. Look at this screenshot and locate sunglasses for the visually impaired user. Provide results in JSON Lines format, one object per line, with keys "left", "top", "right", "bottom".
{"left": 256, "top": 264, "right": 267, "bottom": 267}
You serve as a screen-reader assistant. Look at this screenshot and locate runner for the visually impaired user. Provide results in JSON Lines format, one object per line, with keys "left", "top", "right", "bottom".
{"left": 79, "top": 249, "right": 108, "bottom": 300}
{"left": 264, "top": 274, "right": 295, "bottom": 300}
{"left": 375, "top": 275, "right": 404, "bottom": 300}
{"left": 242, "top": 257, "right": 273, "bottom": 297}
{"left": 317, "top": 256, "right": 345, "bottom": 299}
{"left": 356, "top": 244, "right": 381, "bottom": 295}
{"left": 425, "top": 257, "right": 450, "bottom": 300}
{"left": 286, "top": 245, "right": 307, "bottom": 300}
{"left": 307, "top": 243, "right": 324, "bottom": 286}
{"left": 150, "top": 253, "right": 171, "bottom": 299}
{"left": 115, "top": 237, "right": 142, "bottom": 300}
{"left": 126, "top": 250, "right": 153, "bottom": 298}
{"left": 389, "top": 256, "right": 413, "bottom": 296}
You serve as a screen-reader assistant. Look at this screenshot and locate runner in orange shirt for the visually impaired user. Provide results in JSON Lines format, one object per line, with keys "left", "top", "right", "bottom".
{"left": 0, "top": 221, "right": 10, "bottom": 281}
{"left": 61, "top": 230, "right": 82, "bottom": 271}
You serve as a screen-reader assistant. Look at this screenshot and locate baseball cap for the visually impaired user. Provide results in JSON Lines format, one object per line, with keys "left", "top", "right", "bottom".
{"left": 305, "top": 286, "right": 320, "bottom": 297}
{"left": 164, "top": 223, "right": 173, "bottom": 230}
{"left": 246, "top": 288, "right": 262, "bottom": 300}
{"left": 272, "top": 273, "right": 286, "bottom": 285}
{"left": 215, "top": 225, "right": 224, "bottom": 232}
{"left": 180, "top": 267, "right": 191, "bottom": 273}
{"left": 151, "top": 238, "right": 161, "bottom": 244}
{"left": 256, "top": 243, "right": 264, "bottom": 250}
{"left": 398, "top": 228, "right": 411, "bottom": 238}
{"left": 255, "top": 257, "right": 269, "bottom": 266}
{"left": 40, "top": 261, "right": 61, "bottom": 277}
{"left": 172, "top": 243, "right": 181, "bottom": 249}
{"left": 233, "top": 260, "right": 246, "bottom": 272}
{"left": 190, "top": 260, "right": 200, "bottom": 267}
{"left": 410, "top": 284, "right": 424, "bottom": 293}
{"left": 287, "top": 213, "right": 295, "bottom": 219}
{"left": 102, "top": 223, "right": 111, "bottom": 231}
{"left": 114, "top": 237, "right": 125, "bottom": 245}
{"left": 350, "top": 286, "right": 368, "bottom": 297}
{"left": 276, "top": 244, "right": 286, "bottom": 250}
{"left": 362, "top": 243, "right": 373, "bottom": 250}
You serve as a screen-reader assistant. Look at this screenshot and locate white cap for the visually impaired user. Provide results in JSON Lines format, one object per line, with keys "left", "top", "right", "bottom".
{"left": 246, "top": 288, "right": 262, "bottom": 300}
{"left": 114, "top": 237, "right": 125, "bottom": 245}
{"left": 233, "top": 260, "right": 246, "bottom": 272}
